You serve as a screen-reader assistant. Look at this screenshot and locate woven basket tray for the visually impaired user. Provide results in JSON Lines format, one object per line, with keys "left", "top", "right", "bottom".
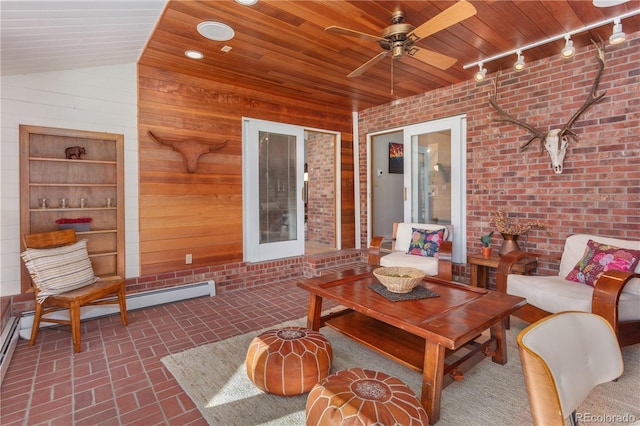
{"left": 373, "top": 267, "right": 425, "bottom": 294}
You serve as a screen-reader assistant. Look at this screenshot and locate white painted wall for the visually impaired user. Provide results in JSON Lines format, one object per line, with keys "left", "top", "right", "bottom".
{"left": 0, "top": 64, "right": 140, "bottom": 296}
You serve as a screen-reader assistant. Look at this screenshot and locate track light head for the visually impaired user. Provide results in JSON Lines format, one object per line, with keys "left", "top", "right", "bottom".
{"left": 610, "top": 18, "right": 626, "bottom": 44}
{"left": 513, "top": 51, "right": 525, "bottom": 71}
{"left": 474, "top": 63, "right": 487, "bottom": 81}
{"left": 561, "top": 35, "right": 575, "bottom": 58}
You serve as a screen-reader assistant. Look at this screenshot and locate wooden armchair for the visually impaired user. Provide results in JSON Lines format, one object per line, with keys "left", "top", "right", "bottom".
{"left": 496, "top": 234, "right": 640, "bottom": 347}
{"left": 22, "top": 229, "right": 127, "bottom": 352}
{"left": 368, "top": 222, "right": 453, "bottom": 281}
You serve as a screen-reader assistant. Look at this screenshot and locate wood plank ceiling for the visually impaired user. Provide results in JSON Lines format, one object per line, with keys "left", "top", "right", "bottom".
{"left": 2, "top": 1, "right": 638, "bottom": 111}
{"left": 140, "top": 1, "right": 640, "bottom": 111}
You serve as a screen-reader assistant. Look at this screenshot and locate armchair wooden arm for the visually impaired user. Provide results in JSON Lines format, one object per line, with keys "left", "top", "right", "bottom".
{"left": 437, "top": 241, "right": 453, "bottom": 281}
{"left": 593, "top": 270, "right": 640, "bottom": 347}
{"left": 495, "top": 251, "right": 561, "bottom": 293}
{"left": 367, "top": 235, "right": 388, "bottom": 266}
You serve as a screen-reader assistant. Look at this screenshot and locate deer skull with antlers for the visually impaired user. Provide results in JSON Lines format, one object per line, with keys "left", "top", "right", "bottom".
{"left": 489, "top": 40, "right": 606, "bottom": 174}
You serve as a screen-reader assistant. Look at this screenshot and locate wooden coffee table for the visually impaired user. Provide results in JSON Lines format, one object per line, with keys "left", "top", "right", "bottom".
{"left": 297, "top": 266, "right": 526, "bottom": 424}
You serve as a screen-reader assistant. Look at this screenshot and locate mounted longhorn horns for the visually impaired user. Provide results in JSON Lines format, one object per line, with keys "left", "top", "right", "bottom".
{"left": 489, "top": 39, "right": 606, "bottom": 174}
{"left": 148, "top": 131, "right": 228, "bottom": 173}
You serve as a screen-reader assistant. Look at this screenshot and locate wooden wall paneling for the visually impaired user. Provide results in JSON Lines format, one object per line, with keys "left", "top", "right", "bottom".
{"left": 138, "top": 64, "right": 355, "bottom": 275}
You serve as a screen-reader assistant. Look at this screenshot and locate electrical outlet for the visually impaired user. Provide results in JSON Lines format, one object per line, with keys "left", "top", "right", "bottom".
{"left": 185, "top": 254, "right": 192, "bottom": 264}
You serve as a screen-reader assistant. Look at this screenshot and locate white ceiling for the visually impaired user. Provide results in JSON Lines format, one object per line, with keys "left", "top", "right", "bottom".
{"left": 0, "top": 0, "right": 167, "bottom": 76}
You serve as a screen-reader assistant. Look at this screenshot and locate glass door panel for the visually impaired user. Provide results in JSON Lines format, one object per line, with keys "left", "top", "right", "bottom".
{"left": 410, "top": 131, "right": 451, "bottom": 224}
{"left": 259, "top": 131, "right": 297, "bottom": 243}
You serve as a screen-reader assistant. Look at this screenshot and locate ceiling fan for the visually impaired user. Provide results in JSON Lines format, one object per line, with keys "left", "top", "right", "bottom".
{"left": 325, "top": 0, "right": 477, "bottom": 77}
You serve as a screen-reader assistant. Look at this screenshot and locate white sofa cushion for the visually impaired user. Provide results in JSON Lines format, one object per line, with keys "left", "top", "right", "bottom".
{"left": 507, "top": 274, "right": 640, "bottom": 322}
{"left": 559, "top": 234, "right": 640, "bottom": 296}
{"left": 380, "top": 251, "right": 439, "bottom": 276}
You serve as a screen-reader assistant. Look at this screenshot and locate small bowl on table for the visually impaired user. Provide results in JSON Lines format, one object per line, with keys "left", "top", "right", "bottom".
{"left": 373, "top": 267, "right": 426, "bottom": 294}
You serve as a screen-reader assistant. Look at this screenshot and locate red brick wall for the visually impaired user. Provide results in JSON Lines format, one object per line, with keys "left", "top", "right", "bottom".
{"left": 358, "top": 33, "right": 640, "bottom": 282}
{"left": 307, "top": 132, "right": 336, "bottom": 246}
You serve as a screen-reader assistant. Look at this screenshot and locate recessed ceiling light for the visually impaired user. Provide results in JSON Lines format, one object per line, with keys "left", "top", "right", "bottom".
{"left": 235, "top": 0, "right": 258, "bottom": 5}
{"left": 197, "top": 21, "right": 235, "bottom": 41}
{"left": 185, "top": 50, "right": 204, "bottom": 59}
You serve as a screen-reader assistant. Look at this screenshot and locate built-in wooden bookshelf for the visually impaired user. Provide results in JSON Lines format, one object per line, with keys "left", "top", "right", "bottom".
{"left": 19, "top": 125, "right": 125, "bottom": 292}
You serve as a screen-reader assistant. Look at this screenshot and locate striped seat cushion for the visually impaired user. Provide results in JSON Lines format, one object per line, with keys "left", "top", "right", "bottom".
{"left": 21, "top": 239, "right": 99, "bottom": 303}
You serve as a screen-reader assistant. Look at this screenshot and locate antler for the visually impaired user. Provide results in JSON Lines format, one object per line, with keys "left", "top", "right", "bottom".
{"left": 559, "top": 39, "right": 607, "bottom": 140}
{"left": 489, "top": 73, "right": 547, "bottom": 151}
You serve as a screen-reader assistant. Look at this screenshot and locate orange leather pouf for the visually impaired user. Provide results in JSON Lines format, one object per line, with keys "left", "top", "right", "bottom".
{"left": 306, "top": 368, "right": 429, "bottom": 425}
{"left": 245, "top": 327, "right": 333, "bottom": 396}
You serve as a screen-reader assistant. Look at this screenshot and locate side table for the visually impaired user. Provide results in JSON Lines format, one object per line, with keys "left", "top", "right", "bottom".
{"left": 468, "top": 253, "right": 537, "bottom": 289}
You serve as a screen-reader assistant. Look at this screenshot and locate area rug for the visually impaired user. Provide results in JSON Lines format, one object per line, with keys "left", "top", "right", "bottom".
{"left": 162, "top": 316, "right": 640, "bottom": 426}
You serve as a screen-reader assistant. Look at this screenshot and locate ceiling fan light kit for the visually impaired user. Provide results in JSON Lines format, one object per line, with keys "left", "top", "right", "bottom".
{"left": 464, "top": 8, "right": 639, "bottom": 81}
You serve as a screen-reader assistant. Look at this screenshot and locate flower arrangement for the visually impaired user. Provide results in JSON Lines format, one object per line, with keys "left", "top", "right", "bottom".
{"left": 55, "top": 217, "right": 92, "bottom": 224}
{"left": 489, "top": 209, "right": 550, "bottom": 236}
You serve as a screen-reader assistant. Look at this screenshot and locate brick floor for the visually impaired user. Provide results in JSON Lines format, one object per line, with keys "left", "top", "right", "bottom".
{"left": 0, "top": 265, "right": 360, "bottom": 425}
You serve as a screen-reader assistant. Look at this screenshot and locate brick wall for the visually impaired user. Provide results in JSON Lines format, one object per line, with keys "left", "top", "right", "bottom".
{"left": 358, "top": 33, "right": 640, "bottom": 282}
{"left": 307, "top": 132, "right": 336, "bottom": 245}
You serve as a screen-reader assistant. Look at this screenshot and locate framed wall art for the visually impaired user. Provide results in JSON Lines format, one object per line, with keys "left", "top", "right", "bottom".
{"left": 388, "top": 142, "right": 403, "bottom": 174}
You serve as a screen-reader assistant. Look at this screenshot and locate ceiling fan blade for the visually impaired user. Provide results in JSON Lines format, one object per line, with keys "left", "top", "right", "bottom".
{"left": 410, "top": 0, "right": 477, "bottom": 41}
{"left": 325, "top": 26, "right": 385, "bottom": 42}
{"left": 408, "top": 47, "right": 457, "bottom": 70}
{"left": 348, "top": 51, "right": 389, "bottom": 78}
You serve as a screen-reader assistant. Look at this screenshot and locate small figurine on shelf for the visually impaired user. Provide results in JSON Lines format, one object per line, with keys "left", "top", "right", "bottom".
{"left": 480, "top": 231, "right": 494, "bottom": 258}
{"left": 65, "top": 146, "right": 86, "bottom": 159}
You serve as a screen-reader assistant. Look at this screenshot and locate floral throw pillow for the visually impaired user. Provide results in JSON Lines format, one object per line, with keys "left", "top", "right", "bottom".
{"left": 406, "top": 228, "right": 444, "bottom": 258}
{"left": 565, "top": 239, "right": 640, "bottom": 287}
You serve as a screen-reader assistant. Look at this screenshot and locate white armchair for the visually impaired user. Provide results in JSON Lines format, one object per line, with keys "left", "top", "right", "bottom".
{"left": 368, "top": 222, "right": 453, "bottom": 280}
{"left": 497, "top": 233, "right": 640, "bottom": 347}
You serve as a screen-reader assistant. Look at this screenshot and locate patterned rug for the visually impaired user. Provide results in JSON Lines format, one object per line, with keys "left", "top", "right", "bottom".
{"left": 162, "top": 316, "right": 640, "bottom": 425}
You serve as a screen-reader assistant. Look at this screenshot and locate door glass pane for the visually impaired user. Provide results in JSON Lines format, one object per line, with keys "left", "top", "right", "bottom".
{"left": 259, "top": 131, "right": 297, "bottom": 243}
{"left": 410, "top": 131, "right": 451, "bottom": 224}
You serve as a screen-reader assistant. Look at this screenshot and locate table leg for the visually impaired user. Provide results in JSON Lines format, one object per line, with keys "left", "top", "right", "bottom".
{"left": 478, "top": 265, "right": 488, "bottom": 289}
{"left": 490, "top": 318, "right": 508, "bottom": 365}
{"left": 470, "top": 263, "right": 480, "bottom": 287}
{"left": 421, "top": 340, "right": 446, "bottom": 424}
{"left": 306, "top": 293, "right": 323, "bottom": 330}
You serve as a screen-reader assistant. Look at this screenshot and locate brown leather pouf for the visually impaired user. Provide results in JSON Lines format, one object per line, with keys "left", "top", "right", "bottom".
{"left": 306, "top": 368, "right": 429, "bottom": 425}
{"left": 245, "top": 327, "right": 333, "bottom": 396}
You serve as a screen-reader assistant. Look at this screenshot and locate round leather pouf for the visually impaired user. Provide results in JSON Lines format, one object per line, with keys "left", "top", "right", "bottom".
{"left": 306, "top": 368, "right": 429, "bottom": 425}
{"left": 246, "top": 327, "right": 333, "bottom": 396}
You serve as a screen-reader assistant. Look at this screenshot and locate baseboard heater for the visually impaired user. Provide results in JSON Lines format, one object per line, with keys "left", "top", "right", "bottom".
{"left": 17, "top": 280, "right": 216, "bottom": 340}
{"left": 0, "top": 316, "right": 20, "bottom": 385}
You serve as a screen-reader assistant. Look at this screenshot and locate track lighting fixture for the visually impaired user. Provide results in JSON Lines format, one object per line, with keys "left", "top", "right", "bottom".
{"left": 610, "top": 18, "right": 626, "bottom": 44}
{"left": 463, "top": 9, "right": 639, "bottom": 81}
{"left": 474, "top": 63, "right": 487, "bottom": 81}
{"left": 561, "top": 35, "right": 575, "bottom": 58}
{"left": 513, "top": 51, "right": 525, "bottom": 71}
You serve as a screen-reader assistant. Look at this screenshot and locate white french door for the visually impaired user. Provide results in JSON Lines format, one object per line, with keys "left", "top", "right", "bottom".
{"left": 243, "top": 118, "right": 305, "bottom": 262}
{"left": 402, "top": 115, "right": 467, "bottom": 263}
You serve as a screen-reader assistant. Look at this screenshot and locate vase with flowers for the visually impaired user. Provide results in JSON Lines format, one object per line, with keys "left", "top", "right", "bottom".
{"left": 489, "top": 209, "right": 550, "bottom": 256}
{"left": 480, "top": 231, "right": 494, "bottom": 258}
